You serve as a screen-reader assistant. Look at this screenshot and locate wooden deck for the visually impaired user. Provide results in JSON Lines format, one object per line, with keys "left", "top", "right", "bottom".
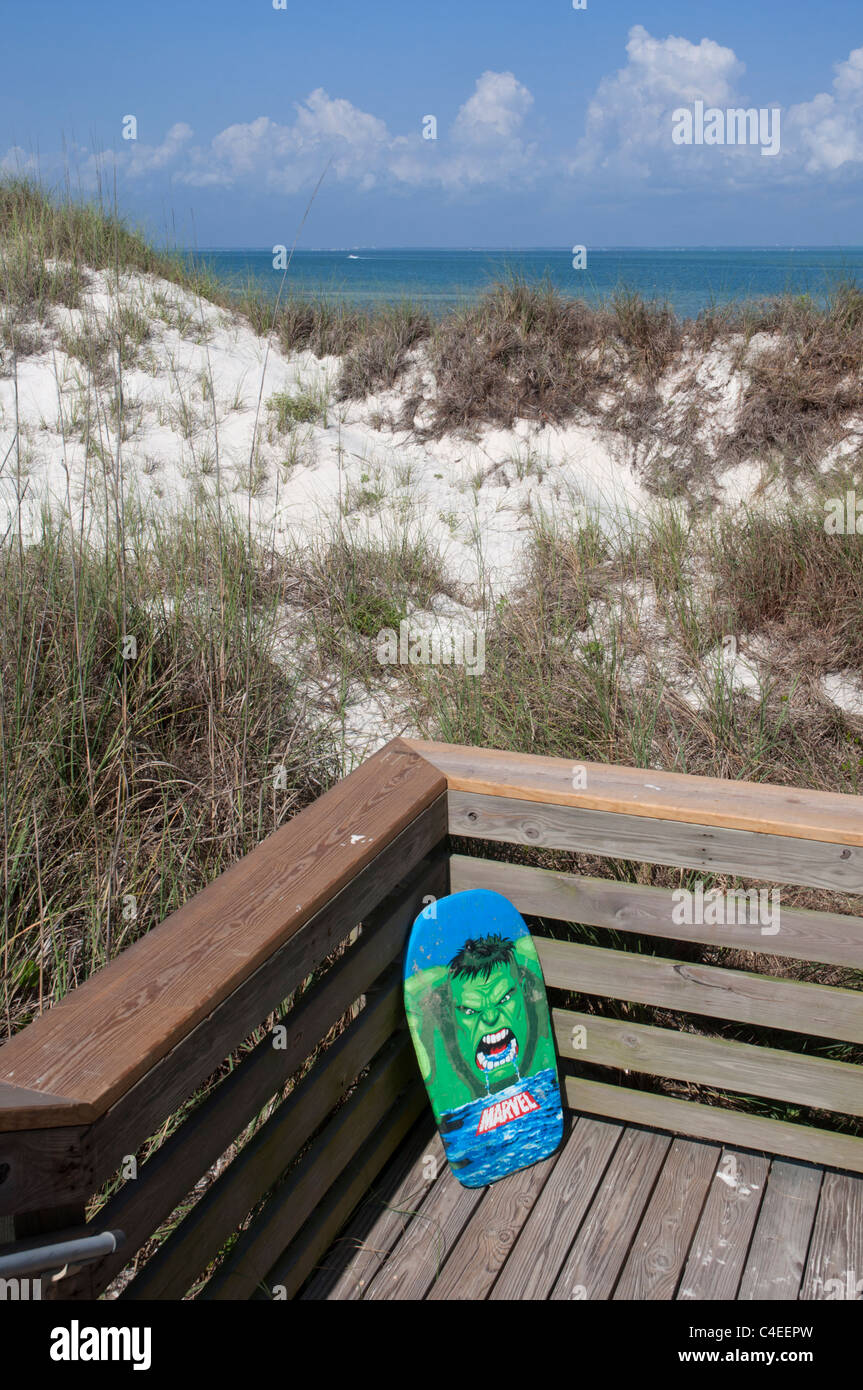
{"left": 4, "top": 739, "right": 861, "bottom": 1301}
{"left": 301, "top": 1111, "right": 863, "bottom": 1301}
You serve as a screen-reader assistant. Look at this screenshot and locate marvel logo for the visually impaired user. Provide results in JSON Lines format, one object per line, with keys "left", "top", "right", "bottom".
{"left": 476, "top": 1089, "right": 540, "bottom": 1135}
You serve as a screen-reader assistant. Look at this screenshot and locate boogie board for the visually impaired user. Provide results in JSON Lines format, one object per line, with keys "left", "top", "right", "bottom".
{"left": 403, "top": 888, "right": 564, "bottom": 1188}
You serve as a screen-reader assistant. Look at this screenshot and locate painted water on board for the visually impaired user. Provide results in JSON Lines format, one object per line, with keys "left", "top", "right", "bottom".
{"left": 439, "top": 1067, "right": 564, "bottom": 1187}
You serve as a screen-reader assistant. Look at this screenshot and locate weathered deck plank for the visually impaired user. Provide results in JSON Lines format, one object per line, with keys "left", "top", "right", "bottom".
{"left": 549, "top": 1127, "right": 671, "bottom": 1300}
{"left": 490, "top": 1115, "right": 622, "bottom": 1300}
{"left": 302, "top": 1125, "right": 441, "bottom": 1300}
{"left": 613, "top": 1137, "right": 720, "bottom": 1300}
{"left": 362, "top": 1161, "right": 485, "bottom": 1300}
{"left": 738, "top": 1159, "right": 822, "bottom": 1301}
{"left": 426, "top": 1149, "right": 559, "bottom": 1300}
{"left": 677, "top": 1149, "right": 769, "bottom": 1300}
{"left": 800, "top": 1170, "right": 863, "bottom": 1301}
{"left": 258, "top": 1086, "right": 428, "bottom": 1301}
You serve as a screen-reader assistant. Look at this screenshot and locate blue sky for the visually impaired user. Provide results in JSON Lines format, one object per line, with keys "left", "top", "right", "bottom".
{"left": 2, "top": 0, "right": 863, "bottom": 246}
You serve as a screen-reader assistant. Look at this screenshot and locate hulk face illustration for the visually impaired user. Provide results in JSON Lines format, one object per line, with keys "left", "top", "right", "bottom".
{"left": 449, "top": 936, "right": 527, "bottom": 1083}
{"left": 404, "top": 926, "right": 556, "bottom": 1114}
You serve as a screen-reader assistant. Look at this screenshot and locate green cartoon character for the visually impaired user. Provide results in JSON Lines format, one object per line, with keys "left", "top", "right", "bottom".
{"left": 404, "top": 930, "right": 556, "bottom": 1119}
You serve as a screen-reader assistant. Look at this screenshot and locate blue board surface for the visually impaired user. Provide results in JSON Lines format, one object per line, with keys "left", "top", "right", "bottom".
{"left": 403, "top": 888, "right": 564, "bottom": 1187}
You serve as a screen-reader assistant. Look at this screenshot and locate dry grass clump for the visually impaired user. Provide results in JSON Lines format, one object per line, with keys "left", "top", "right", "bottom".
{"left": 709, "top": 503, "right": 863, "bottom": 673}
{"left": 384, "top": 279, "right": 684, "bottom": 439}
{"left": 290, "top": 532, "right": 460, "bottom": 691}
{"left": 0, "top": 320, "right": 42, "bottom": 369}
{"left": 407, "top": 278, "right": 609, "bottom": 437}
{"left": 0, "top": 504, "right": 339, "bottom": 1039}
{"left": 419, "top": 502, "right": 863, "bottom": 793}
{"left": 724, "top": 283, "right": 863, "bottom": 473}
{"left": 58, "top": 302, "right": 153, "bottom": 384}
{"left": 520, "top": 513, "right": 614, "bottom": 634}
{"left": 277, "top": 297, "right": 365, "bottom": 358}
{"left": 611, "top": 290, "right": 682, "bottom": 379}
{"left": 266, "top": 386, "right": 326, "bottom": 432}
{"left": 240, "top": 290, "right": 367, "bottom": 359}
{"left": 336, "top": 301, "right": 430, "bottom": 400}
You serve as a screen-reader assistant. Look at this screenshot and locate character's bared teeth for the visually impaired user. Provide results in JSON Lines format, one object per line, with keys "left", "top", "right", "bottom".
{"left": 475, "top": 1036, "right": 519, "bottom": 1072}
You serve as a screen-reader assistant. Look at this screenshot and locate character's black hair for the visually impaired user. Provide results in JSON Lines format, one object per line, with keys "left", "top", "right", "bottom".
{"left": 448, "top": 933, "right": 515, "bottom": 981}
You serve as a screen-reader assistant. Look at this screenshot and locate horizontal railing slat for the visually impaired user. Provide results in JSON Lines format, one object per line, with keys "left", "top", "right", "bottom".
{"left": 407, "top": 739, "right": 863, "bottom": 846}
{"left": 0, "top": 742, "right": 444, "bottom": 1132}
{"left": 450, "top": 855, "right": 863, "bottom": 969}
{"left": 449, "top": 793, "right": 863, "bottom": 895}
{"left": 555, "top": 1008, "right": 863, "bottom": 1117}
{"left": 566, "top": 1076, "right": 863, "bottom": 1175}
{"left": 537, "top": 937, "right": 863, "bottom": 1044}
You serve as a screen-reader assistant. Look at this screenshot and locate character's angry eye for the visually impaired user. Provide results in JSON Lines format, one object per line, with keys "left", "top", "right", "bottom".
{"left": 456, "top": 1005, "right": 478, "bottom": 1016}
{"left": 498, "top": 987, "right": 516, "bottom": 1006}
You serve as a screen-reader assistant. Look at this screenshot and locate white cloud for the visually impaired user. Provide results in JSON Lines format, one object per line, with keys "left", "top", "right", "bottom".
{"left": 293, "top": 89, "right": 390, "bottom": 150}
{"left": 126, "top": 122, "right": 194, "bottom": 176}
{"left": 158, "top": 74, "right": 541, "bottom": 194}
{"left": 435, "top": 71, "right": 539, "bottom": 188}
{"left": 572, "top": 25, "right": 750, "bottom": 183}
{"left": 571, "top": 26, "right": 863, "bottom": 191}
{"left": 452, "top": 71, "right": 534, "bottom": 143}
{"left": 0, "top": 146, "right": 39, "bottom": 175}
{"left": 787, "top": 47, "right": 863, "bottom": 173}
{"left": 179, "top": 94, "right": 397, "bottom": 193}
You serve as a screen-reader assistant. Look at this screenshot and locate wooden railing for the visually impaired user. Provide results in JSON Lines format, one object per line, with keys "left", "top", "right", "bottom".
{"left": 0, "top": 740, "right": 448, "bottom": 1299}
{"left": 413, "top": 741, "right": 863, "bottom": 1173}
{"left": 1, "top": 737, "right": 862, "bottom": 1299}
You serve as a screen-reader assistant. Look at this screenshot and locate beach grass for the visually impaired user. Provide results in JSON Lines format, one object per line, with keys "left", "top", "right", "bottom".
{"left": 414, "top": 496, "right": 863, "bottom": 791}
{"left": 0, "top": 497, "right": 340, "bottom": 1038}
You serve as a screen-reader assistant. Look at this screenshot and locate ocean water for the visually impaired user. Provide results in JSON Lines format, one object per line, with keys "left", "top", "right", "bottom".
{"left": 186, "top": 246, "right": 863, "bottom": 319}
{"left": 439, "top": 1067, "right": 564, "bottom": 1188}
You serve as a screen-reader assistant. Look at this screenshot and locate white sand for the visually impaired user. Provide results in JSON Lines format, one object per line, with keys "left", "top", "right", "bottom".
{"left": 0, "top": 264, "right": 739, "bottom": 598}
{"left": 2, "top": 265, "right": 860, "bottom": 758}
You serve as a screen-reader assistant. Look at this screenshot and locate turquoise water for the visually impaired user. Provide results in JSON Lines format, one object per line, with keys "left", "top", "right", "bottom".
{"left": 439, "top": 1067, "right": 564, "bottom": 1187}
{"left": 186, "top": 246, "right": 863, "bottom": 319}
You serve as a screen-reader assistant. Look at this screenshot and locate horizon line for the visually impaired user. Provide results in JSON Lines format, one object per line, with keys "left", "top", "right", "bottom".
{"left": 182, "top": 243, "right": 863, "bottom": 253}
